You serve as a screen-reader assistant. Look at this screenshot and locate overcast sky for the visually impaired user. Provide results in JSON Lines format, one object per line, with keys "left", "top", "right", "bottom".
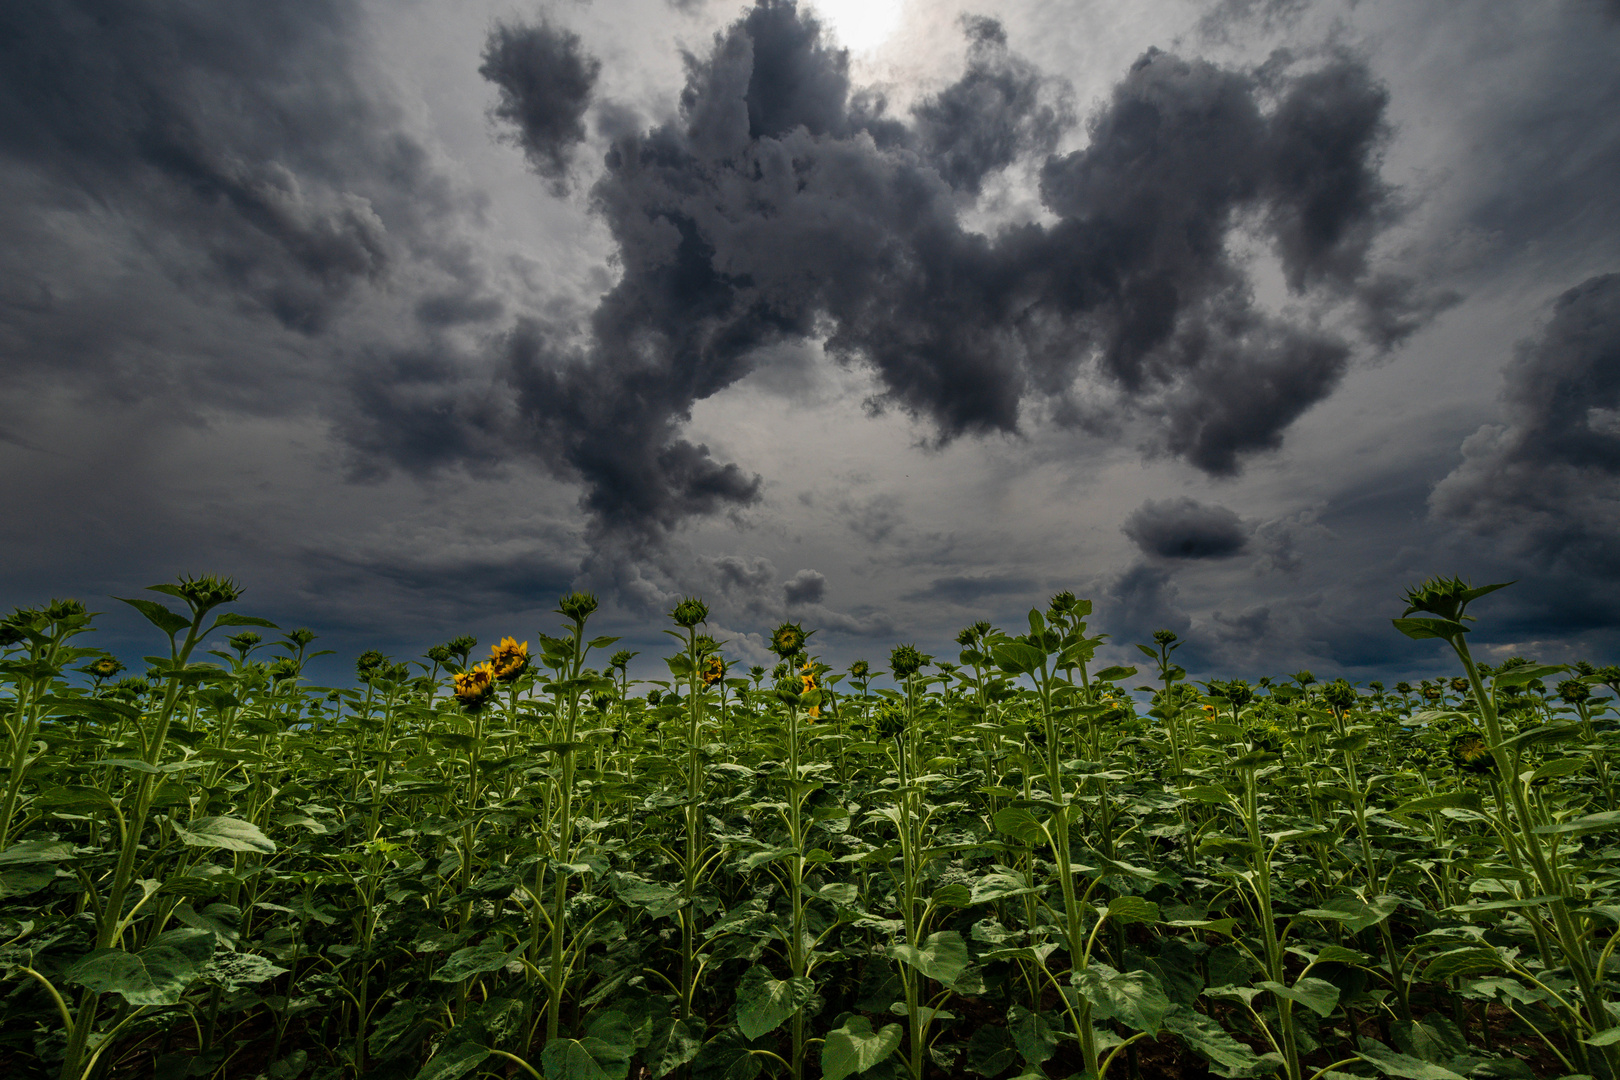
{"left": 2, "top": 0, "right": 1618, "bottom": 688}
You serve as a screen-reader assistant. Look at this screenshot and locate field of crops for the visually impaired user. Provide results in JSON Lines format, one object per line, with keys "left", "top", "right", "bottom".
{"left": 3, "top": 575, "right": 1618, "bottom": 1080}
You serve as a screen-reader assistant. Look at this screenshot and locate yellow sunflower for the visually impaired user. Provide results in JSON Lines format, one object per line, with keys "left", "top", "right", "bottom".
{"left": 454, "top": 662, "right": 497, "bottom": 711}
{"left": 490, "top": 637, "right": 529, "bottom": 682}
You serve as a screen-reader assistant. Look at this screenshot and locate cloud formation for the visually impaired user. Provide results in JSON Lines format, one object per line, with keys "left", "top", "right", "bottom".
{"left": 1430, "top": 272, "right": 1620, "bottom": 576}
{"left": 468, "top": 1, "right": 1417, "bottom": 539}
{"left": 479, "top": 17, "right": 601, "bottom": 189}
{"left": 1123, "top": 497, "right": 1250, "bottom": 559}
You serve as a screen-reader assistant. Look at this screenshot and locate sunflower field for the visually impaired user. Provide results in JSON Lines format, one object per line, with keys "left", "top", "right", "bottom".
{"left": 2, "top": 575, "right": 1619, "bottom": 1080}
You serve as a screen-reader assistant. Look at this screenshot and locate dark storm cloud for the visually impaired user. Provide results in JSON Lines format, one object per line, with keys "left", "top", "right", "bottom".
{"left": 910, "top": 15, "right": 1070, "bottom": 196}
{"left": 1430, "top": 272, "right": 1620, "bottom": 576}
{"left": 0, "top": 0, "right": 440, "bottom": 339}
{"left": 1123, "top": 497, "right": 1250, "bottom": 559}
{"left": 472, "top": 2, "right": 1416, "bottom": 539}
{"left": 479, "top": 17, "right": 601, "bottom": 189}
{"left": 783, "top": 568, "right": 826, "bottom": 605}
{"left": 904, "top": 574, "right": 1040, "bottom": 605}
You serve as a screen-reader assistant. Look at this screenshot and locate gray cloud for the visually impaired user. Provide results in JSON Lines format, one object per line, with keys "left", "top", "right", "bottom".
{"left": 783, "top": 568, "right": 826, "bottom": 605}
{"left": 1430, "top": 272, "right": 1620, "bottom": 576}
{"left": 479, "top": 17, "right": 601, "bottom": 189}
{"left": 903, "top": 573, "right": 1040, "bottom": 605}
{"left": 1123, "top": 497, "right": 1250, "bottom": 559}
{"left": 434, "top": 1, "right": 1420, "bottom": 538}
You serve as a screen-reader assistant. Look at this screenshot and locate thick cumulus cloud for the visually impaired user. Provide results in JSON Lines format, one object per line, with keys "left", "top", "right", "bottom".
{"left": 1123, "top": 498, "right": 1250, "bottom": 559}
{"left": 479, "top": 18, "right": 601, "bottom": 189}
{"left": 1431, "top": 272, "right": 1620, "bottom": 576}
{"left": 480, "top": 1, "right": 1416, "bottom": 540}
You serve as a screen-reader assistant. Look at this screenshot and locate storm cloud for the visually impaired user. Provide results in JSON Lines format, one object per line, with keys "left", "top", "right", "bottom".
{"left": 1123, "top": 497, "right": 1250, "bottom": 559}
{"left": 479, "top": 17, "right": 601, "bottom": 188}
{"left": 1431, "top": 272, "right": 1620, "bottom": 576}
{"left": 468, "top": 0, "right": 1416, "bottom": 538}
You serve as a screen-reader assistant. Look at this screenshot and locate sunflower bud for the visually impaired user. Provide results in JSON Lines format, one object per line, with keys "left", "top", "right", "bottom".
{"left": 88, "top": 656, "right": 125, "bottom": 680}
{"left": 1558, "top": 679, "right": 1591, "bottom": 705}
{"left": 557, "top": 592, "right": 599, "bottom": 622}
{"left": 671, "top": 597, "right": 709, "bottom": 628}
{"left": 849, "top": 659, "right": 869, "bottom": 678}
{"left": 356, "top": 650, "right": 388, "bottom": 683}
{"left": 890, "top": 644, "right": 925, "bottom": 679}
{"left": 1449, "top": 732, "right": 1495, "bottom": 774}
{"left": 1321, "top": 679, "right": 1357, "bottom": 710}
{"left": 175, "top": 574, "right": 243, "bottom": 613}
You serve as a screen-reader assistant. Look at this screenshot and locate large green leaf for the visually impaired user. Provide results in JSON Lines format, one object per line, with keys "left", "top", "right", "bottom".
{"left": 964, "top": 1024, "right": 1018, "bottom": 1077}
{"left": 414, "top": 1040, "right": 491, "bottom": 1080}
{"left": 117, "top": 596, "right": 191, "bottom": 638}
{"left": 1164, "top": 1008, "right": 1267, "bottom": 1078}
{"left": 0, "top": 840, "right": 76, "bottom": 866}
{"left": 691, "top": 1032, "right": 762, "bottom": 1080}
{"left": 735, "top": 966, "right": 813, "bottom": 1040}
{"left": 821, "top": 1017, "right": 902, "bottom": 1080}
{"left": 172, "top": 815, "right": 276, "bottom": 854}
{"left": 889, "top": 930, "right": 969, "bottom": 986}
{"left": 66, "top": 928, "right": 215, "bottom": 1005}
{"left": 1257, "top": 977, "right": 1340, "bottom": 1018}
{"left": 1074, "top": 964, "right": 1173, "bottom": 1033}
{"left": 992, "top": 807, "right": 1048, "bottom": 846}
{"left": 1297, "top": 896, "right": 1400, "bottom": 934}
{"left": 431, "top": 940, "right": 514, "bottom": 983}
{"left": 1106, "top": 895, "right": 1160, "bottom": 925}
{"left": 1356, "top": 1042, "right": 1466, "bottom": 1080}
{"left": 1008, "top": 1006, "right": 1059, "bottom": 1065}
{"left": 541, "top": 1012, "right": 634, "bottom": 1080}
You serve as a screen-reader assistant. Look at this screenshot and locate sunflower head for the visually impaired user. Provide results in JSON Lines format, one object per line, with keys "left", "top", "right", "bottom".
{"left": 490, "top": 637, "right": 530, "bottom": 682}
{"left": 770, "top": 622, "right": 808, "bottom": 659}
{"left": 557, "top": 592, "right": 599, "bottom": 623}
{"left": 1449, "top": 732, "right": 1495, "bottom": 774}
{"left": 701, "top": 654, "right": 727, "bottom": 687}
{"left": 1557, "top": 678, "right": 1590, "bottom": 705}
{"left": 89, "top": 656, "right": 125, "bottom": 680}
{"left": 849, "top": 659, "right": 870, "bottom": 679}
{"left": 1321, "top": 679, "right": 1357, "bottom": 711}
{"left": 454, "top": 662, "right": 497, "bottom": 711}
{"left": 356, "top": 650, "right": 388, "bottom": 683}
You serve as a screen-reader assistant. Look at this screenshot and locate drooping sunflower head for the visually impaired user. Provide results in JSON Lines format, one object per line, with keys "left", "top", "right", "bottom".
{"left": 770, "top": 622, "right": 808, "bottom": 659}
{"left": 1449, "top": 732, "right": 1495, "bottom": 774}
{"left": 490, "top": 637, "right": 530, "bottom": 682}
{"left": 1557, "top": 679, "right": 1590, "bottom": 705}
{"left": 701, "top": 654, "right": 727, "bottom": 687}
{"left": 454, "top": 662, "right": 497, "bottom": 711}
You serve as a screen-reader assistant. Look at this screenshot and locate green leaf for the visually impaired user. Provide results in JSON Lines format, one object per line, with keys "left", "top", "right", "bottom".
{"left": 172, "top": 816, "right": 276, "bottom": 854}
{"left": 889, "top": 930, "right": 969, "bottom": 987}
{"left": 541, "top": 1012, "right": 634, "bottom": 1080}
{"left": 1585, "top": 1027, "right": 1620, "bottom": 1047}
{"left": 964, "top": 1024, "right": 1018, "bottom": 1077}
{"left": 930, "top": 882, "right": 972, "bottom": 908}
{"left": 207, "top": 613, "right": 280, "bottom": 633}
{"left": 1257, "top": 977, "right": 1340, "bottom": 1018}
{"left": 969, "top": 871, "right": 1042, "bottom": 905}
{"left": 202, "top": 950, "right": 288, "bottom": 990}
{"left": 1297, "top": 896, "right": 1400, "bottom": 934}
{"left": 1391, "top": 617, "right": 1469, "bottom": 642}
{"left": 690, "top": 1032, "right": 762, "bottom": 1080}
{"left": 735, "top": 966, "right": 813, "bottom": 1040}
{"left": 431, "top": 941, "right": 514, "bottom": 982}
{"left": 993, "top": 807, "right": 1048, "bottom": 846}
{"left": 1527, "top": 757, "right": 1587, "bottom": 783}
{"left": 821, "top": 1017, "right": 903, "bottom": 1080}
{"left": 117, "top": 596, "right": 191, "bottom": 638}
{"left": 1391, "top": 791, "right": 1481, "bottom": 816}
{"left": 1422, "top": 948, "right": 1502, "bottom": 981}
{"left": 1490, "top": 663, "right": 1565, "bottom": 689}
{"left": 1535, "top": 810, "right": 1620, "bottom": 836}
{"left": 415, "top": 1040, "right": 491, "bottom": 1080}
{"left": 1093, "top": 665, "right": 1137, "bottom": 682}
{"left": 992, "top": 642, "right": 1045, "bottom": 675}
{"left": 610, "top": 872, "right": 685, "bottom": 918}
{"left": 1074, "top": 964, "right": 1174, "bottom": 1033}
{"left": 0, "top": 840, "right": 76, "bottom": 866}
{"left": 1008, "top": 1005, "right": 1059, "bottom": 1065}
{"left": 644, "top": 1016, "right": 704, "bottom": 1078}
{"left": 1164, "top": 1007, "right": 1265, "bottom": 1078}
{"left": 66, "top": 928, "right": 215, "bottom": 1005}
{"left": 1356, "top": 1042, "right": 1467, "bottom": 1080}
{"left": 1443, "top": 895, "right": 1561, "bottom": 913}
{"left": 36, "top": 785, "right": 117, "bottom": 814}
{"left": 1106, "top": 896, "right": 1160, "bottom": 925}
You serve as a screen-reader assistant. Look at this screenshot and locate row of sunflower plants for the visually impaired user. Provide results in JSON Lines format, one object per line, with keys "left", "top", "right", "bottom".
{"left": 0, "top": 575, "right": 1618, "bottom": 1080}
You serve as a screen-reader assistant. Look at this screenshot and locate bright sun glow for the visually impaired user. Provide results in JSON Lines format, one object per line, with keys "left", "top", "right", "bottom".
{"left": 811, "top": 0, "right": 904, "bottom": 53}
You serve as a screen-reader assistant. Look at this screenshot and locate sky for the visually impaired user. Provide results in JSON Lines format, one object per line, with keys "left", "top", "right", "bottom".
{"left": 2, "top": 0, "right": 1618, "bottom": 689}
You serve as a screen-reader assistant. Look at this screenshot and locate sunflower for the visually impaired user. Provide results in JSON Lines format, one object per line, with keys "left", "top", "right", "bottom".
{"left": 454, "top": 662, "right": 497, "bottom": 712}
{"left": 490, "top": 637, "right": 529, "bottom": 682}
{"left": 89, "top": 656, "right": 124, "bottom": 680}
{"left": 1449, "top": 732, "right": 1495, "bottom": 774}
{"left": 771, "top": 622, "right": 808, "bottom": 659}
{"left": 800, "top": 660, "right": 821, "bottom": 718}
{"left": 701, "top": 654, "right": 726, "bottom": 687}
